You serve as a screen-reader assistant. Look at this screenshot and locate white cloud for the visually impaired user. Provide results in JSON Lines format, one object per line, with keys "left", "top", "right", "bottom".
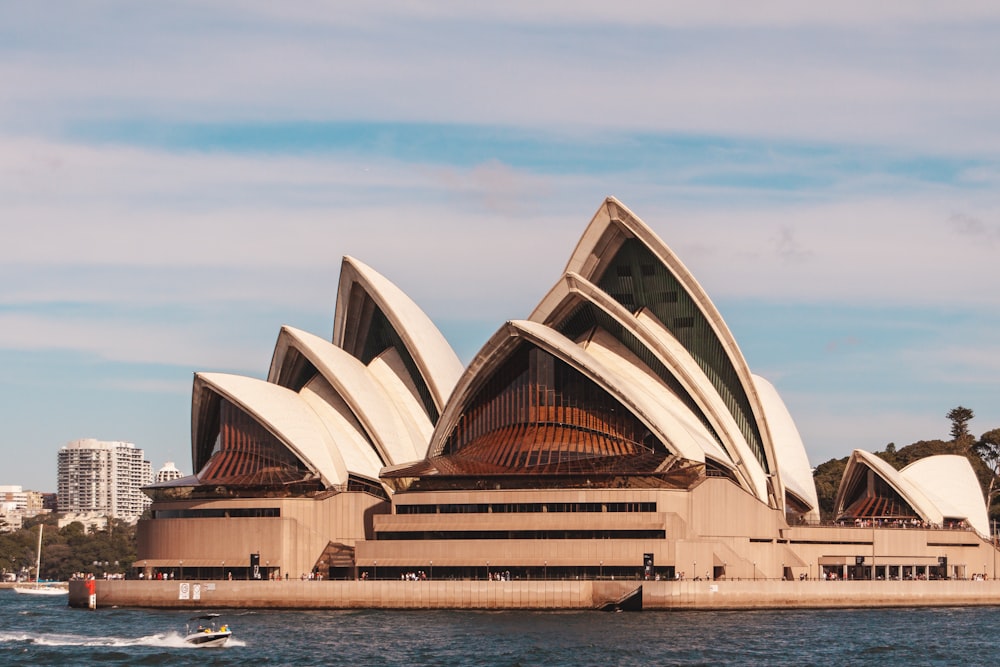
{"left": 3, "top": 136, "right": 1000, "bottom": 324}
{"left": 0, "top": 311, "right": 263, "bottom": 372}
{"left": 4, "top": 3, "right": 1000, "bottom": 151}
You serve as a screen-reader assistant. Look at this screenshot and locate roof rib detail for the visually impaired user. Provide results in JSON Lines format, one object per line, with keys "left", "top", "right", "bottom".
{"left": 537, "top": 197, "right": 782, "bottom": 508}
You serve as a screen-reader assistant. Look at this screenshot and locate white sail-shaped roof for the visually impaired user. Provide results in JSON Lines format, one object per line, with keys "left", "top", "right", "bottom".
{"left": 333, "top": 256, "right": 463, "bottom": 418}
{"left": 192, "top": 372, "right": 349, "bottom": 488}
{"left": 835, "top": 450, "right": 943, "bottom": 527}
{"left": 901, "top": 455, "right": 989, "bottom": 538}
{"left": 752, "top": 375, "right": 820, "bottom": 522}
{"left": 551, "top": 197, "right": 783, "bottom": 508}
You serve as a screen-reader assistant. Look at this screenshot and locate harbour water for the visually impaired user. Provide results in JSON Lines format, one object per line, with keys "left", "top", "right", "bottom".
{"left": 3, "top": 588, "right": 999, "bottom": 666}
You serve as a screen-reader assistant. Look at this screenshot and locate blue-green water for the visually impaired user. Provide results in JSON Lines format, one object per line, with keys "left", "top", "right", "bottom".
{"left": 2, "top": 589, "right": 1000, "bottom": 666}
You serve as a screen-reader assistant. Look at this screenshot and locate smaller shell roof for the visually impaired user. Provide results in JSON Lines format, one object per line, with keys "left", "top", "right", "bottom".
{"left": 837, "top": 450, "right": 942, "bottom": 527}
{"left": 901, "top": 455, "right": 989, "bottom": 538}
{"left": 193, "top": 372, "right": 349, "bottom": 488}
{"left": 333, "top": 256, "right": 464, "bottom": 414}
{"left": 269, "top": 326, "right": 427, "bottom": 464}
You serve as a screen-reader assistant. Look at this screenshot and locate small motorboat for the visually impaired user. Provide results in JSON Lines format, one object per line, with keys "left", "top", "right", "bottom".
{"left": 184, "top": 614, "right": 232, "bottom": 647}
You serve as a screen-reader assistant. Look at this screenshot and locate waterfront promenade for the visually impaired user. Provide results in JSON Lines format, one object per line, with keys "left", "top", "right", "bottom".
{"left": 69, "top": 577, "right": 1000, "bottom": 611}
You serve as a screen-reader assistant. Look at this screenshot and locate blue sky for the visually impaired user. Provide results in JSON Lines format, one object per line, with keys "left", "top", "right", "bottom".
{"left": 3, "top": 2, "right": 1000, "bottom": 491}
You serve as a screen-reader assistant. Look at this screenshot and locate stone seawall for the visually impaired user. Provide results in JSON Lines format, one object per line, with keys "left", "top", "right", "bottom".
{"left": 68, "top": 579, "right": 1000, "bottom": 611}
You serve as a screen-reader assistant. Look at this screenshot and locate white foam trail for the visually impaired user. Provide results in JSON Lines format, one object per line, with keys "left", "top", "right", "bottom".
{"left": 0, "top": 629, "right": 243, "bottom": 649}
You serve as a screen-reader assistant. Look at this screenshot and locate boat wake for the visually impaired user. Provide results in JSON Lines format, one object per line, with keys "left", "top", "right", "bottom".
{"left": 0, "top": 630, "right": 246, "bottom": 648}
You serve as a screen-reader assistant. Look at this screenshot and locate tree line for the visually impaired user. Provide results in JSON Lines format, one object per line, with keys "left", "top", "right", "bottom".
{"left": 0, "top": 514, "right": 137, "bottom": 582}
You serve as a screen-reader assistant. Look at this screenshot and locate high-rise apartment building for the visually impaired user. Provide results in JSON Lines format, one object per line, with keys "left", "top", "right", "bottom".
{"left": 57, "top": 439, "right": 153, "bottom": 519}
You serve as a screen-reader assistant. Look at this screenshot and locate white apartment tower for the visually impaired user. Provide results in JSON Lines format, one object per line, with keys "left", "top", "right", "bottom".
{"left": 57, "top": 439, "right": 153, "bottom": 519}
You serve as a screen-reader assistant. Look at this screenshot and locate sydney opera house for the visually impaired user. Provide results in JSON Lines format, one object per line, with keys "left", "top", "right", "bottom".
{"left": 137, "top": 198, "right": 996, "bottom": 586}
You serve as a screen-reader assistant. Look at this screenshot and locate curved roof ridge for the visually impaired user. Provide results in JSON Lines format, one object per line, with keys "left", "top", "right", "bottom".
{"left": 192, "top": 372, "right": 349, "bottom": 488}
{"left": 269, "top": 326, "right": 426, "bottom": 464}
{"left": 631, "top": 308, "right": 769, "bottom": 501}
{"left": 297, "top": 378, "right": 386, "bottom": 481}
{"left": 333, "top": 255, "right": 464, "bottom": 416}
{"left": 582, "top": 327, "right": 733, "bottom": 466}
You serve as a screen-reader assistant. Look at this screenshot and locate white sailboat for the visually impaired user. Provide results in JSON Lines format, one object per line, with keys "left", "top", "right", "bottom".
{"left": 13, "top": 524, "right": 68, "bottom": 596}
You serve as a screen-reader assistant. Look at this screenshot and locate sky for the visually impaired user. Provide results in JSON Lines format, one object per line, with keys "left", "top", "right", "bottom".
{"left": 3, "top": 1, "right": 1000, "bottom": 492}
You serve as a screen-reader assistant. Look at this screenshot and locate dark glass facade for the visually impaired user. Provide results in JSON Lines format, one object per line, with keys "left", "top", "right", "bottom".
{"left": 837, "top": 466, "right": 918, "bottom": 521}
{"left": 595, "top": 237, "right": 769, "bottom": 473}
{"left": 441, "top": 343, "right": 665, "bottom": 473}
{"left": 197, "top": 398, "right": 315, "bottom": 488}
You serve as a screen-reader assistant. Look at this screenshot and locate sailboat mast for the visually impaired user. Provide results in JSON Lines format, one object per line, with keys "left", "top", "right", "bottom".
{"left": 35, "top": 524, "right": 43, "bottom": 584}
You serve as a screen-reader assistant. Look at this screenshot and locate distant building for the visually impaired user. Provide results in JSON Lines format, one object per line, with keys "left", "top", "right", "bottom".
{"left": 23, "top": 490, "right": 47, "bottom": 516}
{"left": 57, "top": 513, "right": 109, "bottom": 532}
{"left": 154, "top": 461, "right": 184, "bottom": 484}
{"left": 0, "top": 485, "right": 27, "bottom": 513}
{"left": 0, "top": 486, "right": 52, "bottom": 532}
{"left": 41, "top": 493, "right": 58, "bottom": 511}
{"left": 57, "top": 439, "right": 152, "bottom": 520}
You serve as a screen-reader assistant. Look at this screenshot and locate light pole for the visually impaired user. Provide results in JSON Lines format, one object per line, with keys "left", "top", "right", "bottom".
{"left": 544, "top": 561, "right": 547, "bottom": 580}
{"left": 753, "top": 562, "right": 756, "bottom": 581}
{"left": 179, "top": 560, "right": 183, "bottom": 580}
{"left": 486, "top": 561, "right": 490, "bottom": 580}
{"left": 872, "top": 522, "right": 876, "bottom": 581}
{"left": 429, "top": 560, "right": 433, "bottom": 580}
{"left": 600, "top": 561, "right": 603, "bottom": 579}
{"left": 221, "top": 561, "right": 225, "bottom": 580}
{"left": 373, "top": 560, "right": 377, "bottom": 581}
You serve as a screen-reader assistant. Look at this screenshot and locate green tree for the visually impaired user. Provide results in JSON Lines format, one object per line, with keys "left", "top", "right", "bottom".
{"left": 947, "top": 406, "right": 975, "bottom": 445}
{"left": 0, "top": 515, "right": 139, "bottom": 581}
{"left": 973, "top": 428, "right": 1000, "bottom": 517}
{"left": 877, "top": 442, "right": 899, "bottom": 468}
{"left": 813, "top": 456, "right": 849, "bottom": 521}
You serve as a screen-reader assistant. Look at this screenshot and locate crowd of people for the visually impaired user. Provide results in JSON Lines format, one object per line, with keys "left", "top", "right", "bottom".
{"left": 842, "top": 517, "right": 970, "bottom": 530}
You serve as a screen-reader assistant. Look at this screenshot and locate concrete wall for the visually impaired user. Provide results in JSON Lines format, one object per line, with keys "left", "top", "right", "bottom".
{"left": 69, "top": 578, "right": 1000, "bottom": 611}
{"left": 137, "top": 492, "right": 388, "bottom": 577}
